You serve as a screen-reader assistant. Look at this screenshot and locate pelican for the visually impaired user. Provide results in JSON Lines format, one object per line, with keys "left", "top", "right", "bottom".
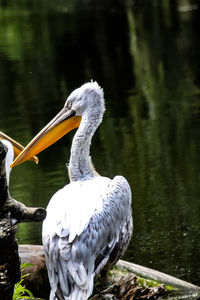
{"left": 0, "top": 131, "right": 38, "bottom": 185}
{"left": 11, "top": 82, "right": 133, "bottom": 300}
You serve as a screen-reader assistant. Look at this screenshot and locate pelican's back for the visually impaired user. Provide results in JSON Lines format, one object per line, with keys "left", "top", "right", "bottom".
{"left": 42, "top": 176, "right": 132, "bottom": 300}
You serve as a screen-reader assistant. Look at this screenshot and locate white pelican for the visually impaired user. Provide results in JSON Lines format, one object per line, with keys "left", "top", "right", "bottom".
{"left": 0, "top": 131, "right": 38, "bottom": 185}
{"left": 11, "top": 82, "right": 133, "bottom": 300}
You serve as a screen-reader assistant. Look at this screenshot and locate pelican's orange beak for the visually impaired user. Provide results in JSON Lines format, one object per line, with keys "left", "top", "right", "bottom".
{"left": 10, "top": 108, "right": 81, "bottom": 168}
{"left": 0, "top": 131, "right": 39, "bottom": 164}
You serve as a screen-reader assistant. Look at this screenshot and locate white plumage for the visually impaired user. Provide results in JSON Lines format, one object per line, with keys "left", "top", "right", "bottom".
{"left": 1, "top": 139, "right": 14, "bottom": 186}
{"left": 33, "top": 81, "right": 132, "bottom": 300}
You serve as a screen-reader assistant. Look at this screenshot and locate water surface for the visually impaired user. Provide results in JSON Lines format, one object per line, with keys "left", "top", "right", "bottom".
{"left": 0, "top": 0, "right": 199, "bottom": 286}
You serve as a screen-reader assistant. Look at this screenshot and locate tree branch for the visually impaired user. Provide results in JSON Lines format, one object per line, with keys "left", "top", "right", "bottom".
{"left": 2, "top": 197, "right": 46, "bottom": 224}
{"left": 0, "top": 141, "right": 46, "bottom": 299}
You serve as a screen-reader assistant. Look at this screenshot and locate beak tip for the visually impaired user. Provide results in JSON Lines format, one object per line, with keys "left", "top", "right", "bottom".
{"left": 35, "top": 157, "right": 39, "bottom": 164}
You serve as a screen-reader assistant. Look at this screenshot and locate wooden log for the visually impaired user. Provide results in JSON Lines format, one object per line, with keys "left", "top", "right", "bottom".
{"left": 117, "top": 260, "right": 200, "bottom": 294}
{"left": 0, "top": 142, "right": 46, "bottom": 300}
{"left": 19, "top": 245, "right": 50, "bottom": 299}
{"left": 19, "top": 245, "right": 200, "bottom": 300}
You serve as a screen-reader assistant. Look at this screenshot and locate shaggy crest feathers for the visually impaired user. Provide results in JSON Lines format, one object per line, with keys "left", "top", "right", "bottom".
{"left": 82, "top": 81, "right": 104, "bottom": 97}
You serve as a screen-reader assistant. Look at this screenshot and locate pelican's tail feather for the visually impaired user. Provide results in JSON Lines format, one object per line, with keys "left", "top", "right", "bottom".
{"left": 66, "top": 286, "right": 88, "bottom": 300}
{"left": 59, "top": 267, "right": 93, "bottom": 300}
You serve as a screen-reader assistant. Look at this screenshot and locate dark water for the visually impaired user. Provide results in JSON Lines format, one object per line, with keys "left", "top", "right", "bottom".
{"left": 0, "top": 0, "right": 200, "bottom": 286}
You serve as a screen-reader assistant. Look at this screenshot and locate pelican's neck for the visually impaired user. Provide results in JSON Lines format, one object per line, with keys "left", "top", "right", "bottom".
{"left": 68, "top": 113, "right": 101, "bottom": 182}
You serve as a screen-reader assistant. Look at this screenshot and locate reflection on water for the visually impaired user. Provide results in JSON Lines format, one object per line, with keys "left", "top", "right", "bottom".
{"left": 0, "top": 0, "right": 200, "bottom": 286}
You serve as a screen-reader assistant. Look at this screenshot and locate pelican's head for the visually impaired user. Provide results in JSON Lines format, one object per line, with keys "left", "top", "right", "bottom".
{"left": 0, "top": 132, "right": 38, "bottom": 184}
{"left": 66, "top": 81, "right": 105, "bottom": 118}
{"left": 11, "top": 81, "right": 104, "bottom": 168}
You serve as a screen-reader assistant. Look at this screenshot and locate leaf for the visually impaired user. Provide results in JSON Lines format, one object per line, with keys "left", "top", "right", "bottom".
{"left": 21, "top": 262, "right": 34, "bottom": 272}
{"left": 13, "top": 262, "right": 34, "bottom": 300}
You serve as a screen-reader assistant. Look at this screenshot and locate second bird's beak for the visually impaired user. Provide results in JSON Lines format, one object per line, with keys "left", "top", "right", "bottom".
{"left": 0, "top": 131, "right": 38, "bottom": 164}
{"left": 10, "top": 108, "right": 81, "bottom": 168}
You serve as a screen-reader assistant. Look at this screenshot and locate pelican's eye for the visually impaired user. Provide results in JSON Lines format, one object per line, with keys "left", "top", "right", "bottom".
{"left": 67, "top": 100, "right": 72, "bottom": 109}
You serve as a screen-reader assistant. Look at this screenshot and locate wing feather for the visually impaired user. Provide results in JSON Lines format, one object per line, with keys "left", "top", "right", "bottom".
{"left": 43, "top": 175, "right": 132, "bottom": 299}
